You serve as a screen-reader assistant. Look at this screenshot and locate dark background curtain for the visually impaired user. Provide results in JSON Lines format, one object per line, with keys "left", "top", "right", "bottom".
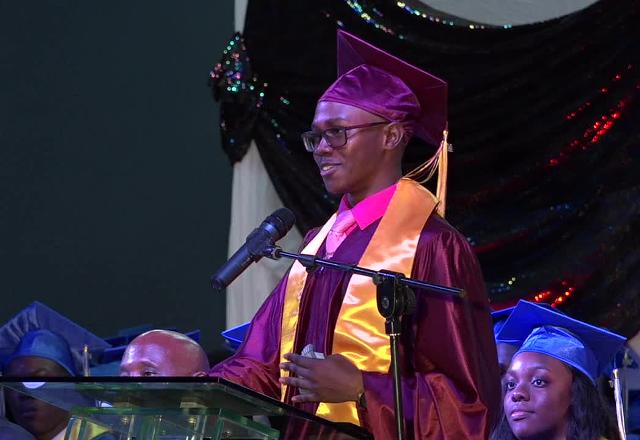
{"left": 0, "top": 1, "right": 234, "bottom": 355}
{"left": 212, "top": 0, "right": 640, "bottom": 336}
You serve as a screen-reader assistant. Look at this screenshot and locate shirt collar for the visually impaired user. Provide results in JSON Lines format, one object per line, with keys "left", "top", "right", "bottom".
{"left": 337, "top": 183, "right": 397, "bottom": 230}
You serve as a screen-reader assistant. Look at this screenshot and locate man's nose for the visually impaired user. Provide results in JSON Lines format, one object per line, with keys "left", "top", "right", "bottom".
{"left": 314, "top": 137, "right": 333, "bottom": 155}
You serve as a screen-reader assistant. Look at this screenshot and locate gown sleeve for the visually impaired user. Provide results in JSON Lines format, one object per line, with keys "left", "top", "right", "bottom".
{"left": 208, "top": 229, "right": 320, "bottom": 400}
{"left": 208, "top": 277, "right": 287, "bottom": 400}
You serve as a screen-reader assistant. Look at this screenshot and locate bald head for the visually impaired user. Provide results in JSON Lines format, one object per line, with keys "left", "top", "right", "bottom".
{"left": 120, "top": 330, "right": 209, "bottom": 377}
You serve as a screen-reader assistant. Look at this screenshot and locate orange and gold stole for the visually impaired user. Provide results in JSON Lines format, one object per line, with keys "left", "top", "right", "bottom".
{"left": 280, "top": 178, "right": 438, "bottom": 425}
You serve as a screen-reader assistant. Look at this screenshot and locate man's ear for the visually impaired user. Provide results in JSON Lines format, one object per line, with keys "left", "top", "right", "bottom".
{"left": 383, "top": 122, "right": 407, "bottom": 151}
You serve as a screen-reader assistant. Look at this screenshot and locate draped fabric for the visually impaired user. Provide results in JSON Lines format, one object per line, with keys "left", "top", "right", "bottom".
{"left": 210, "top": 0, "right": 640, "bottom": 336}
{"left": 224, "top": 1, "right": 302, "bottom": 327}
{"left": 225, "top": 142, "right": 303, "bottom": 327}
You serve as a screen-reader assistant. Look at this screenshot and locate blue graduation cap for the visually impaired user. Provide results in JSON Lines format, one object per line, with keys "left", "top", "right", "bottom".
{"left": 4, "top": 329, "right": 77, "bottom": 375}
{"left": 221, "top": 322, "right": 250, "bottom": 352}
{"left": 496, "top": 300, "right": 626, "bottom": 384}
{"left": 0, "top": 302, "right": 111, "bottom": 375}
{"left": 491, "top": 306, "right": 515, "bottom": 339}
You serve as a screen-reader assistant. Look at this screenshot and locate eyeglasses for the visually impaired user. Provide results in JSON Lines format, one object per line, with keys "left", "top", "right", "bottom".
{"left": 301, "top": 121, "right": 389, "bottom": 152}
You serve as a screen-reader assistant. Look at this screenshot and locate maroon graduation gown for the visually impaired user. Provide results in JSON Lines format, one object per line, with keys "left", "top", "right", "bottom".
{"left": 210, "top": 214, "right": 500, "bottom": 439}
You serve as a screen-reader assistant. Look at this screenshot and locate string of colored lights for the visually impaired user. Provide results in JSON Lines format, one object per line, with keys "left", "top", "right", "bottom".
{"left": 486, "top": 64, "right": 638, "bottom": 309}
{"left": 341, "top": 0, "right": 504, "bottom": 35}
{"left": 210, "top": 33, "right": 293, "bottom": 148}
{"left": 549, "top": 64, "right": 636, "bottom": 168}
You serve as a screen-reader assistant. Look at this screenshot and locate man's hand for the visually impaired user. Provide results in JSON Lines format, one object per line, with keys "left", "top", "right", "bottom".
{"left": 279, "top": 353, "right": 364, "bottom": 403}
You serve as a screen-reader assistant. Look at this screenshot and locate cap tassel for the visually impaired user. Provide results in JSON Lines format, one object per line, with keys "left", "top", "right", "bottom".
{"left": 436, "top": 129, "right": 449, "bottom": 218}
{"left": 404, "top": 126, "right": 449, "bottom": 218}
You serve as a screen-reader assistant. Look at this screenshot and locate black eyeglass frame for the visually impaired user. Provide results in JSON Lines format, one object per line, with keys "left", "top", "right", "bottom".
{"left": 301, "top": 121, "right": 389, "bottom": 152}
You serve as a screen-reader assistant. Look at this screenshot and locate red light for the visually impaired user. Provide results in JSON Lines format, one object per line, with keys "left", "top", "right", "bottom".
{"left": 549, "top": 159, "right": 559, "bottom": 166}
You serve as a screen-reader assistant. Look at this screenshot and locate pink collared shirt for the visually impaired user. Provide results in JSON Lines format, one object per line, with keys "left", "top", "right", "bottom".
{"left": 336, "top": 182, "right": 398, "bottom": 235}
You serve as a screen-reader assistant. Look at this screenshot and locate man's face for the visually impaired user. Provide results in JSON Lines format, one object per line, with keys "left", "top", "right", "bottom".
{"left": 503, "top": 352, "right": 573, "bottom": 439}
{"left": 4, "top": 357, "right": 71, "bottom": 439}
{"left": 311, "top": 101, "right": 390, "bottom": 202}
{"left": 119, "top": 334, "right": 205, "bottom": 377}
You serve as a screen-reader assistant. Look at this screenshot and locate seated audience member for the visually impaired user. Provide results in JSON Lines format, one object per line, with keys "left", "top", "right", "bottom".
{"left": 1, "top": 305, "right": 115, "bottom": 440}
{"left": 490, "top": 300, "right": 625, "bottom": 440}
{"left": 3, "top": 329, "right": 113, "bottom": 440}
{"left": 120, "top": 330, "right": 209, "bottom": 377}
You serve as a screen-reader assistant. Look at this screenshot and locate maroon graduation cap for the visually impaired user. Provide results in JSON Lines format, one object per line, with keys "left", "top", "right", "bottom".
{"left": 320, "top": 30, "right": 447, "bottom": 148}
{"left": 319, "top": 30, "right": 450, "bottom": 215}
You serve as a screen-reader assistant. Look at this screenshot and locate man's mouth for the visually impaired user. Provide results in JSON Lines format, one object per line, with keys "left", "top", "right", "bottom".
{"left": 319, "top": 163, "right": 340, "bottom": 176}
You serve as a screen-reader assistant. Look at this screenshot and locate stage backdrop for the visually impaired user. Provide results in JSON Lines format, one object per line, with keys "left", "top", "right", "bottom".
{"left": 0, "top": 1, "right": 234, "bottom": 356}
{"left": 212, "top": 0, "right": 640, "bottom": 337}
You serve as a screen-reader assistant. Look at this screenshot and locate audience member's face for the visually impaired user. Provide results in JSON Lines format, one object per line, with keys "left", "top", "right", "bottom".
{"left": 119, "top": 333, "right": 207, "bottom": 377}
{"left": 5, "top": 357, "right": 71, "bottom": 440}
{"left": 503, "top": 352, "right": 572, "bottom": 440}
{"left": 497, "top": 343, "right": 518, "bottom": 376}
{"left": 312, "top": 101, "right": 389, "bottom": 201}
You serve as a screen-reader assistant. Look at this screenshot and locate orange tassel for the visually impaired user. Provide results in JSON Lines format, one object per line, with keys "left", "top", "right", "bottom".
{"left": 404, "top": 126, "right": 450, "bottom": 218}
{"left": 436, "top": 128, "right": 449, "bottom": 217}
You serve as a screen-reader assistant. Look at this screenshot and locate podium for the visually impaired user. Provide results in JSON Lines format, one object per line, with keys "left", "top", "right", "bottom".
{"left": 0, "top": 377, "right": 372, "bottom": 440}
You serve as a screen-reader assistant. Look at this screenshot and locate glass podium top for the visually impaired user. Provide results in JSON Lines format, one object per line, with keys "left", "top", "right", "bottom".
{"left": 0, "top": 377, "right": 372, "bottom": 440}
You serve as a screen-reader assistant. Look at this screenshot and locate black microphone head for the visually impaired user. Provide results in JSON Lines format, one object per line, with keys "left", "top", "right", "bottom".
{"left": 266, "top": 208, "right": 296, "bottom": 238}
{"left": 210, "top": 208, "right": 296, "bottom": 291}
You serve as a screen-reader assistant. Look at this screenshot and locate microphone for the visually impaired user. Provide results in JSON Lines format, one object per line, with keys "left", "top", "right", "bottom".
{"left": 210, "top": 208, "right": 296, "bottom": 290}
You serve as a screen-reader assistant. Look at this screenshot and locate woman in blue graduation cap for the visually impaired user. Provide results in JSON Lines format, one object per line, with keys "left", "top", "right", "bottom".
{"left": 491, "top": 300, "right": 625, "bottom": 440}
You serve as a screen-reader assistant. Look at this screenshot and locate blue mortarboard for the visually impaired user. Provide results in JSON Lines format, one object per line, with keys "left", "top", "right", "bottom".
{"left": 496, "top": 300, "right": 626, "bottom": 384}
{"left": 491, "top": 306, "right": 515, "bottom": 339}
{"left": 221, "top": 322, "right": 250, "bottom": 352}
{"left": 4, "top": 329, "right": 77, "bottom": 375}
{"left": 0, "top": 302, "right": 111, "bottom": 374}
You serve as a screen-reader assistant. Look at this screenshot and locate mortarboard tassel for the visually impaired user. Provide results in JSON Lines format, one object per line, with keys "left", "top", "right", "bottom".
{"left": 612, "top": 368, "right": 628, "bottom": 440}
{"left": 435, "top": 128, "right": 449, "bottom": 218}
{"left": 404, "top": 126, "right": 449, "bottom": 218}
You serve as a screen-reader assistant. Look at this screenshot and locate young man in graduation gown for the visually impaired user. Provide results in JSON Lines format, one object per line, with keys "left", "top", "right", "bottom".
{"left": 210, "top": 30, "right": 500, "bottom": 439}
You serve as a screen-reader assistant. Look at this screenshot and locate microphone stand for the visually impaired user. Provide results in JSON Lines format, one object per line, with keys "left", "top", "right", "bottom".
{"left": 263, "top": 245, "right": 464, "bottom": 440}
